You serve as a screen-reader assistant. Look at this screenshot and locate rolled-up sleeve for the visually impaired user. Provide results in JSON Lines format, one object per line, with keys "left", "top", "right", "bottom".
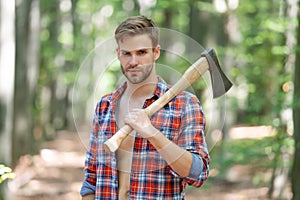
{"left": 80, "top": 180, "right": 96, "bottom": 196}
{"left": 80, "top": 105, "right": 100, "bottom": 196}
{"left": 188, "top": 153, "right": 203, "bottom": 179}
{"left": 177, "top": 94, "right": 210, "bottom": 187}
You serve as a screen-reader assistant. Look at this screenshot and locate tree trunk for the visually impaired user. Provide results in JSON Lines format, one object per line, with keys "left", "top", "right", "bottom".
{"left": 39, "top": 0, "right": 60, "bottom": 140}
{"left": 268, "top": 0, "right": 297, "bottom": 199}
{"left": 13, "top": 0, "right": 40, "bottom": 166}
{"left": 188, "top": 1, "right": 235, "bottom": 169}
{"left": 268, "top": 128, "right": 291, "bottom": 199}
{"left": 0, "top": 0, "right": 15, "bottom": 166}
{"left": 292, "top": 51, "right": 300, "bottom": 198}
{"left": 13, "top": 0, "right": 32, "bottom": 166}
{"left": 292, "top": 2, "right": 300, "bottom": 199}
{"left": 0, "top": 1, "right": 15, "bottom": 198}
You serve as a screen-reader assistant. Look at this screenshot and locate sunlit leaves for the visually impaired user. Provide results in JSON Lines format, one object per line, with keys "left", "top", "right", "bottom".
{"left": 0, "top": 165, "right": 15, "bottom": 184}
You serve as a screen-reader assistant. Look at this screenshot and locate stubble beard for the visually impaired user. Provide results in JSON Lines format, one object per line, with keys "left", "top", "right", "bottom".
{"left": 122, "top": 63, "right": 154, "bottom": 84}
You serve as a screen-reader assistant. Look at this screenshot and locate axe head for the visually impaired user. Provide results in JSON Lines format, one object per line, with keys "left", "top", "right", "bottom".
{"left": 201, "top": 48, "right": 233, "bottom": 98}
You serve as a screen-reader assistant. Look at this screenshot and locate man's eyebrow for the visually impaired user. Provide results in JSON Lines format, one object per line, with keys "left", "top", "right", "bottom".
{"left": 120, "top": 49, "right": 130, "bottom": 53}
{"left": 120, "top": 48, "right": 153, "bottom": 52}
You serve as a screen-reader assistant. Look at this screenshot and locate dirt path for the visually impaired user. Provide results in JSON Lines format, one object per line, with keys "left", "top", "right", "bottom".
{"left": 6, "top": 130, "right": 278, "bottom": 200}
{"left": 7, "top": 131, "right": 86, "bottom": 200}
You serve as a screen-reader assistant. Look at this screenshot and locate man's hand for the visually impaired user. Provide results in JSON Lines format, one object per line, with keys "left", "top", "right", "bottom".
{"left": 82, "top": 194, "right": 95, "bottom": 200}
{"left": 124, "top": 108, "right": 158, "bottom": 138}
{"left": 124, "top": 108, "right": 193, "bottom": 177}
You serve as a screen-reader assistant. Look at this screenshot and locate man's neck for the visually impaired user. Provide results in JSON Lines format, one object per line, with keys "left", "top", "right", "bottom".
{"left": 125, "top": 76, "right": 158, "bottom": 99}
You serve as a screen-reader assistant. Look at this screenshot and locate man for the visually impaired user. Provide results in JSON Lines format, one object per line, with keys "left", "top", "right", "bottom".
{"left": 80, "top": 15, "right": 210, "bottom": 200}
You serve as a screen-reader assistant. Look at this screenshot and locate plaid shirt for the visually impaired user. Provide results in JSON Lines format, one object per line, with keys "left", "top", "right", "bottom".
{"left": 81, "top": 77, "right": 210, "bottom": 200}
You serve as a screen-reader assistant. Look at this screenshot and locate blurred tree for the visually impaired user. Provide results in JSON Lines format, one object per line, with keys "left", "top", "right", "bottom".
{"left": 187, "top": 0, "right": 236, "bottom": 173}
{"left": 13, "top": 0, "right": 40, "bottom": 166}
{"left": 0, "top": 0, "right": 15, "bottom": 198}
{"left": 0, "top": 0, "right": 15, "bottom": 166}
{"left": 39, "top": 0, "right": 62, "bottom": 140}
{"left": 292, "top": 1, "right": 300, "bottom": 199}
{"left": 267, "top": 0, "right": 297, "bottom": 198}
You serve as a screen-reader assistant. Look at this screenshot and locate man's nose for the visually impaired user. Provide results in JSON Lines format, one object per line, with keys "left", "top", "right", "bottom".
{"left": 129, "top": 55, "right": 138, "bottom": 67}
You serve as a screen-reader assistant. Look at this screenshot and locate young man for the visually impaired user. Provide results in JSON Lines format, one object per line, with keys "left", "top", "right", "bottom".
{"left": 80, "top": 16, "right": 210, "bottom": 200}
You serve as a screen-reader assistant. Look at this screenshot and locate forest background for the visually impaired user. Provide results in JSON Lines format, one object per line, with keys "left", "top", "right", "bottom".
{"left": 0, "top": 0, "right": 300, "bottom": 199}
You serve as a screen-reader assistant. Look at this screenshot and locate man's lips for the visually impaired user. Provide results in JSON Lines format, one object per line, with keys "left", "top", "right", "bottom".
{"left": 128, "top": 70, "right": 140, "bottom": 73}
{"left": 127, "top": 68, "right": 142, "bottom": 73}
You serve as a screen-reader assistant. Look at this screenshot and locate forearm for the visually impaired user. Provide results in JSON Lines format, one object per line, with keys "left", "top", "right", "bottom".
{"left": 124, "top": 109, "right": 193, "bottom": 177}
{"left": 147, "top": 128, "right": 193, "bottom": 177}
{"left": 82, "top": 194, "right": 95, "bottom": 200}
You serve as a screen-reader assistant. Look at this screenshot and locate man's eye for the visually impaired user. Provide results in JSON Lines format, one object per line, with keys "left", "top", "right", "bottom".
{"left": 138, "top": 50, "right": 147, "bottom": 55}
{"left": 122, "top": 52, "right": 130, "bottom": 56}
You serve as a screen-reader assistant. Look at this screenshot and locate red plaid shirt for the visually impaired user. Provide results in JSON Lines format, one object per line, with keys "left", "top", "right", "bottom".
{"left": 81, "top": 77, "right": 210, "bottom": 199}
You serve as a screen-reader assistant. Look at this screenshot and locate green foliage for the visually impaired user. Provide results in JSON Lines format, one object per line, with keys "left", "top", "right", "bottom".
{"left": 212, "top": 138, "right": 272, "bottom": 171}
{"left": 0, "top": 165, "right": 15, "bottom": 184}
{"left": 8, "top": 0, "right": 298, "bottom": 197}
{"left": 231, "top": 0, "right": 292, "bottom": 125}
{"left": 208, "top": 135, "right": 294, "bottom": 186}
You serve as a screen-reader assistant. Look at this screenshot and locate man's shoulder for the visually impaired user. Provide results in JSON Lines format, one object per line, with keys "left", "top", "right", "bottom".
{"left": 97, "top": 91, "right": 116, "bottom": 104}
{"left": 174, "top": 90, "right": 200, "bottom": 103}
{"left": 95, "top": 82, "right": 126, "bottom": 109}
{"left": 95, "top": 92, "right": 115, "bottom": 109}
{"left": 100, "top": 92, "right": 114, "bottom": 101}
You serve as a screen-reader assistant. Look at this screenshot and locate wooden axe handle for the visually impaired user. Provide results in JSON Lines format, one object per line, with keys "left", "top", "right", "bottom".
{"left": 103, "top": 56, "right": 209, "bottom": 153}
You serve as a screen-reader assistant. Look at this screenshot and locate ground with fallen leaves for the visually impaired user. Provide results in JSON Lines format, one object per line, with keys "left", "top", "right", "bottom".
{"left": 5, "top": 130, "right": 291, "bottom": 200}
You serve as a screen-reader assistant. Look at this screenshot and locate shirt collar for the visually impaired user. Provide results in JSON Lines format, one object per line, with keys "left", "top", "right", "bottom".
{"left": 153, "top": 76, "right": 169, "bottom": 98}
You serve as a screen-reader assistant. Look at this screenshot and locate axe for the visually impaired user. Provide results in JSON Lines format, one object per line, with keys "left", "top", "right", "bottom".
{"left": 104, "top": 48, "right": 232, "bottom": 153}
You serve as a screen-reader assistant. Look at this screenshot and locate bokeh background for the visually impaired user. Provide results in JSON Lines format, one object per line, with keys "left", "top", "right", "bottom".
{"left": 0, "top": 0, "right": 299, "bottom": 199}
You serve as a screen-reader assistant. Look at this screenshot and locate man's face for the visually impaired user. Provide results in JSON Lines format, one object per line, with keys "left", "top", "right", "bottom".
{"left": 116, "top": 34, "right": 160, "bottom": 84}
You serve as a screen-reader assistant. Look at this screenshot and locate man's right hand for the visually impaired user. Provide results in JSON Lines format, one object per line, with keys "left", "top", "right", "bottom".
{"left": 82, "top": 194, "right": 95, "bottom": 200}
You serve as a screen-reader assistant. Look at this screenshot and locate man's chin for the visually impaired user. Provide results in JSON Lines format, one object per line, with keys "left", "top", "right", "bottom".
{"left": 128, "top": 78, "right": 143, "bottom": 84}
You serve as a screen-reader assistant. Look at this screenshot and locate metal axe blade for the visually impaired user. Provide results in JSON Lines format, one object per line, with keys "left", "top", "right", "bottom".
{"left": 201, "top": 48, "right": 233, "bottom": 98}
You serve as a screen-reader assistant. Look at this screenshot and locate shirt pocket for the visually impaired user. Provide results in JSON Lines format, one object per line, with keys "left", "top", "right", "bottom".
{"left": 151, "top": 107, "right": 181, "bottom": 142}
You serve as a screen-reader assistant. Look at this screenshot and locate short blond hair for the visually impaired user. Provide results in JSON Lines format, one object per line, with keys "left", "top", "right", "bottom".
{"left": 115, "top": 16, "right": 159, "bottom": 47}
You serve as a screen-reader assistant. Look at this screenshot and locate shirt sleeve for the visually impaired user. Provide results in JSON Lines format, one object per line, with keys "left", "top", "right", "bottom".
{"left": 188, "top": 153, "right": 203, "bottom": 179}
{"left": 176, "top": 94, "right": 210, "bottom": 187}
{"left": 80, "top": 180, "right": 96, "bottom": 196}
{"left": 80, "top": 103, "right": 100, "bottom": 196}
{"left": 169, "top": 152, "right": 204, "bottom": 180}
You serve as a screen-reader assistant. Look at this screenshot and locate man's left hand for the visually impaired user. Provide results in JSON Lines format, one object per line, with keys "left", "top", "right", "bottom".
{"left": 124, "top": 108, "right": 158, "bottom": 138}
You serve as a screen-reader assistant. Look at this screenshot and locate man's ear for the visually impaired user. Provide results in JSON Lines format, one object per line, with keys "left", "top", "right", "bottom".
{"left": 154, "top": 45, "right": 160, "bottom": 61}
{"left": 116, "top": 47, "right": 120, "bottom": 59}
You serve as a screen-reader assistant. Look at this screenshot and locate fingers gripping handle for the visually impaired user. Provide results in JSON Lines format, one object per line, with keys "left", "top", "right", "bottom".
{"left": 103, "top": 53, "right": 210, "bottom": 153}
